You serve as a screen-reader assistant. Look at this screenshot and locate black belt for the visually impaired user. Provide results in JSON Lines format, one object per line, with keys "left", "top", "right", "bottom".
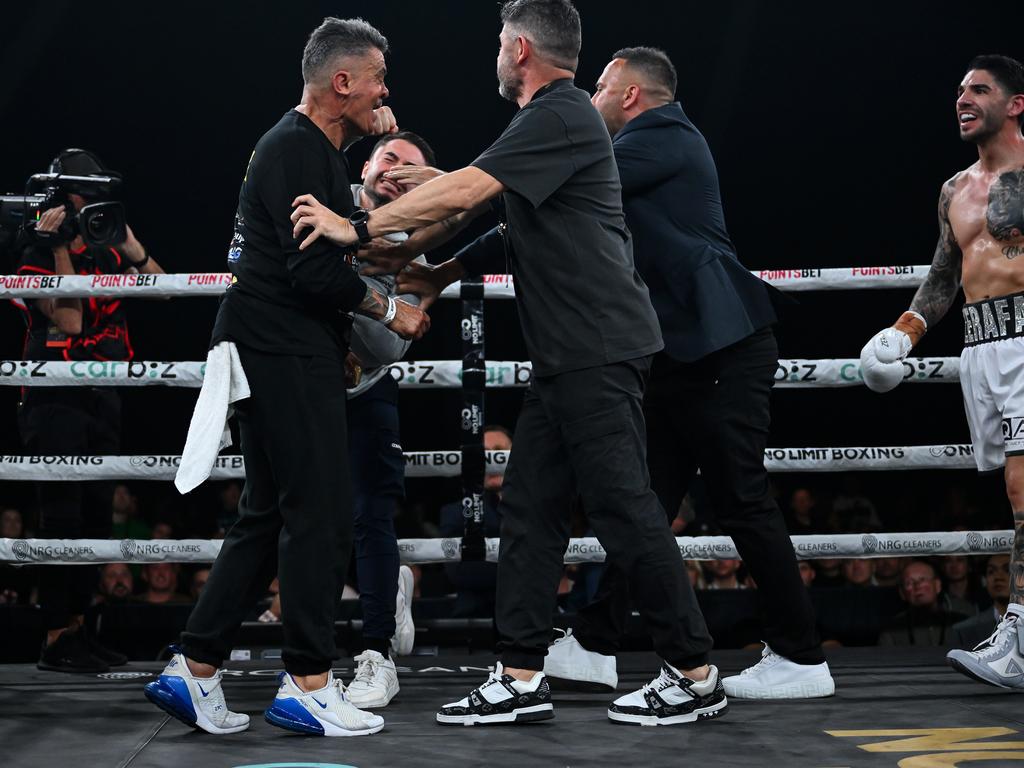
{"left": 962, "top": 291, "right": 1024, "bottom": 347}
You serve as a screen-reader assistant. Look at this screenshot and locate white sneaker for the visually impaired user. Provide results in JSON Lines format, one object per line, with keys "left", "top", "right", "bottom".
{"left": 143, "top": 649, "right": 249, "bottom": 734}
{"left": 722, "top": 644, "right": 835, "bottom": 699}
{"left": 264, "top": 670, "right": 384, "bottom": 737}
{"left": 608, "top": 663, "right": 728, "bottom": 726}
{"left": 543, "top": 628, "right": 618, "bottom": 691}
{"left": 948, "top": 606, "right": 1024, "bottom": 689}
{"left": 346, "top": 650, "right": 399, "bottom": 708}
{"left": 391, "top": 565, "right": 415, "bottom": 657}
{"left": 436, "top": 663, "right": 554, "bottom": 726}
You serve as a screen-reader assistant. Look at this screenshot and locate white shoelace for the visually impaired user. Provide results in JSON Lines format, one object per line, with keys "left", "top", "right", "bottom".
{"left": 643, "top": 666, "right": 679, "bottom": 695}
{"left": 972, "top": 614, "right": 1019, "bottom": 659}
{"left": 353, "top": 654, "right": 380, "bottom": 685}
{"left": 550, "top": 628, "right": 573, "bottom": 646}
{"left": 739, "top": 645, "right": 782, "bottom": 677}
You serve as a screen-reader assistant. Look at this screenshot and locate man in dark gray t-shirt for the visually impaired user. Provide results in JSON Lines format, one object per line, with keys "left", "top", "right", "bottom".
{"left": 290, "top": 0, "right": 725, "bottom": 728}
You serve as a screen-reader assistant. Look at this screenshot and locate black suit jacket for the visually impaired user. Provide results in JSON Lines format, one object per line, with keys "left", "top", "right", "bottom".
{"left": 613, "top": 103, "right": 777, "bottom": 362}
{"left": 949, "top": 608, "right": 999, "bottom": 650}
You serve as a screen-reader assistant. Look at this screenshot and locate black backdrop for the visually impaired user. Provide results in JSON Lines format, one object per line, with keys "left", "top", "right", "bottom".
{"left": 1, "top": 1, "right": 1019, "bottom": 528}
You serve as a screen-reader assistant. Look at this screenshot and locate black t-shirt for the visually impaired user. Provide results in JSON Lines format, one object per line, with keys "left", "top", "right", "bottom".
{"left": 17, "top": 242, "right": 132, "bottom": 362}
{"left": 212, "top": 110, "right": 366, "bottom": 357}
{"left": 471, "top": 79, "right": 663, "bottom": 376}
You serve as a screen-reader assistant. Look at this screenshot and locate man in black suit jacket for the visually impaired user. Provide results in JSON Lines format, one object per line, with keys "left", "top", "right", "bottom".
{"left": 544, "top": 47, "right": 834, "bottom": 700}
{"left": 951, "top": 554, "right": 1010, "bottom": 650}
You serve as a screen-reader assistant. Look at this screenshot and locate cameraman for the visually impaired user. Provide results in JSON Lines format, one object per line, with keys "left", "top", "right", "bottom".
{"left": 15, "top": 148, "right": 163, "bottom": 673}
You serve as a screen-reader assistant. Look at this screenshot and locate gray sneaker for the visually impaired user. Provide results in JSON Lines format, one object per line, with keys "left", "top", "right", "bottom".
{"left": 947, "top": 610, "right": 1024, "bottom": 689}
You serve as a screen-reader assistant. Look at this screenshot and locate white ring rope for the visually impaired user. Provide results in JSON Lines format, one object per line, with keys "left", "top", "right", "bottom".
{"left": 0, "top": 445, "right": 979, "bottom": 481}
{"left": 0, "top": 530, "right": 1011, "bottom": 565}
{"left": 0, "top": 265, "right": 929, "bottom": 300}
{"left": 0, "top": 357, "right": 962, "bottom": 389}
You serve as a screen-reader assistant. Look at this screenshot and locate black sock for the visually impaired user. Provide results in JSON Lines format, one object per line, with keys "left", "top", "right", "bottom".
{"left": 361, "top": 636, "right": 390, "bottom": 659}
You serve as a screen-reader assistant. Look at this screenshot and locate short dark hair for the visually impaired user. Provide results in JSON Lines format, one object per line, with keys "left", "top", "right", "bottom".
{"left": 967, "top": 54, "right": 1024, "bottom": 127}
{"left": 612, "top": 46, "right": 677, "bottom": 99}
{"left": 483, "top": 424, "right": 513, "bottom": 441}
{"left": 302, "top": 17, "right": 388, "bottom": 86}
{"left": 500, "top": 0, "right": 581, "bottom": 72}
{"left": 370, "top": 130, "right": 437, "bottom": 168}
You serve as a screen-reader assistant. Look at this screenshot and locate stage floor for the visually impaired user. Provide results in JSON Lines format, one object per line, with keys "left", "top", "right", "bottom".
{"left": 3, "top": 647, "right": 1023, "bottom": 768}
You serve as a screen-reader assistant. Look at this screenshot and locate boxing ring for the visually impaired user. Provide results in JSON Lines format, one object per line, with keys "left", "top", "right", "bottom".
{"left": 2, "top": 266, "right": 1023, "bottom": 768}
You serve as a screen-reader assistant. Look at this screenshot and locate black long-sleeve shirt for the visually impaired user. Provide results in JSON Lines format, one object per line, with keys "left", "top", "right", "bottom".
{"left": 212, "top": 110, "right": 366, "bottom": 356}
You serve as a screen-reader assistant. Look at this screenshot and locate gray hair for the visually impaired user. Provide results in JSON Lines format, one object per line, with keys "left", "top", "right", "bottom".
{"left": 612, "top": 46, "right": 677, "bottom": 100}
{"left": 302, "top": 17, "right": 388, "bottom": 86}
{"left": 500, "top": 0, "right": 580, "bottom": 73}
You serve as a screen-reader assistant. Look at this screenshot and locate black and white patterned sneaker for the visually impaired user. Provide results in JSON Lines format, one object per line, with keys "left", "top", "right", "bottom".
{"left": 436, "top": 663, "right": 554, "bottom": 726}
{"left": 608, "top": 663, "right": 728, "bottom": 726}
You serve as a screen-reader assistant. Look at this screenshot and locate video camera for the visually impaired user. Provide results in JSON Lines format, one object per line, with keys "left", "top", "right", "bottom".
{"left": 0, "top": 149, "right": 127, "bottom": 262}
{"left": 1, "top": 173, "right": 126, "bottom": 248}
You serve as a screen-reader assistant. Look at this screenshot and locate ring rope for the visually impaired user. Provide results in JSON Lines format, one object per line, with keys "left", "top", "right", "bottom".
{"left": 0, "top": 445, "right": 979, "bottom": 480}
{"left": 0, "top": 357, "right": 962, "bottom": 389}
{"left": 0, "top": 530, "right": 1012, "bottom": 565}
{"left": 0, "top": 265, "right": 930, "bottom": 300}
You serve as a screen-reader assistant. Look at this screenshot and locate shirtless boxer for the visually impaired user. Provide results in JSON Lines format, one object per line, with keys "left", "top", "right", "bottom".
{"left": 859, "top": 54, "right": 1024, "bottom": 688}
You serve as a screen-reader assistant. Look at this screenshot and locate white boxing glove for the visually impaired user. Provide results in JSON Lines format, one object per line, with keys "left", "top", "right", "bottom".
{"left": 860, "top": 328, "right": 912, "bottom": 392}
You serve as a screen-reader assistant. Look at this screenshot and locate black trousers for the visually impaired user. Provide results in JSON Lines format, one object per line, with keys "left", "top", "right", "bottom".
{"left": 181, "top": 344, "right": 353, "bottom": 676}
{"left": 495, "top": 357, "right": 712, "bottom": 671}
{"left": 574, "top": 328, "right": 824, "bottom": 664}
{"left": 18, "top": 389, "right": 119, "bottom": 630}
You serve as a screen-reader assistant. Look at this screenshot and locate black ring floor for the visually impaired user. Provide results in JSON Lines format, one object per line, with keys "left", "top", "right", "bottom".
{"left": 3, "top": 647, "right": 1024, "bottom": 768}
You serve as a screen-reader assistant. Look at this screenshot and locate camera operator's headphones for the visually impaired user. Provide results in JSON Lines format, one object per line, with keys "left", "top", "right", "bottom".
{"left": 48, "top": 148, "right": 119, "bottom": 179}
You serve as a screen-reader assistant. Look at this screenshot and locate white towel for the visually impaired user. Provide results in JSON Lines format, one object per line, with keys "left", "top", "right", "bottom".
{"left": 174, "top": 341, "right": 250, "bottom": 494}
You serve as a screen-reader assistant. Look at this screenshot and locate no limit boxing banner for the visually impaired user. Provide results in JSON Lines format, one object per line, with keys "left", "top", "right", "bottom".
{"left": 459, "top": 276, "right": 486, "bottom": 563}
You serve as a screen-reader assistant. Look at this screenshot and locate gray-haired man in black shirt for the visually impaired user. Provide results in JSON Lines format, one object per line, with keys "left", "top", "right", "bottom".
{"left": 143, "top": 17, "right": 427, "bottom": 738}
{"left": 290, "top": 0, "right": 727, "bottom": 727}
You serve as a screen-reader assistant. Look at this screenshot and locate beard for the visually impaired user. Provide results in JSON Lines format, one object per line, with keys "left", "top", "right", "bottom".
{"left": 961, "top": 112, "right": 1002, "bottom": 145}
{"left": 497, "top": 54, "right": 522, "bottom": 103}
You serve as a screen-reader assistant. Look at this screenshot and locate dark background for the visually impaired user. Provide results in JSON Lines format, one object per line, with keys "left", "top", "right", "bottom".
{"left": 0, "top": 0, "right": 1018, "bottom": 531}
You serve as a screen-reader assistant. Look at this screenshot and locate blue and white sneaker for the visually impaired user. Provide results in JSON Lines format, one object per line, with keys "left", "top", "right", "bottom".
{"left": 264, "top": 670, "right": 384, "bottom": 737}
{"left": 948, "top": 605, "right": 1024, "bottom": 689}
{"left": 143, "top": 649, "right": 249, "bottom": 734}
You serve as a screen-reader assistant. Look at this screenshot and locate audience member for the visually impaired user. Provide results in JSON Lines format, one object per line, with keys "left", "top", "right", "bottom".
{"left": 110, "top": 484, "right": 150, "bottom": 540}
{"left": 950, "top": 554, "right": 1010, "bottom": 649}
{"left": 940, "top": 556, "right": 983, "bottom": 614}
{"left": 705, "top": 559, "right": 745, "bottom": 590}
{"left": 0, "top": 507, "right": 33, "bottom": 605}
{"left": 842, "top": 558, "right": 877, "bottom": 588}
{"left": 878, "top": 560, "right": 970, "bottom": 646}
{"left": 873, "top": 557, "right": 902, "bottom": 588}
{"left": 96, "top": 563, "right": 134, "bottom": 604}
{"left": 133, "top": 563, "right": 189, "bottom": 605}
{"left": 784, "top": 487, "right": 828, "bottom": 535}
{"left": 798, "top": 561, "right": 816, "bottom": 588}
{"left": 813, "top": 558, "right": 845, "bottom": 587}
{"left": 190, "top": 568, "right": 211, "bottom": 601}
{"left": 439, "top": 425, "right": 511, "bottom": 617}
{"left": 685, "top": 560, "right": 707, "bottom": 590}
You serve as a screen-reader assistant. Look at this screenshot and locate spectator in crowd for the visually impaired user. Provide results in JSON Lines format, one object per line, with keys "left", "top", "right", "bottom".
{"left": 190, "top": 568, "right": 211, "bottom": 602}
{"left": 439, "top": 425, "right": 511, "bottom": 617}
{"left": 950, "top": 554, "right": 1010, "bottom": 649}
{"left": 784, "top": 487, "right": 828, "bottom": 535}
{"left": 96, "top": 563, "right": 134, "bottom": 604}
{"left": 215, "top": 480, "right": 242, "bottom": 536}
{"left": 842, "top": 558, "right": 877, "bottom": 588}
{"left": 873, "top": 557, "right": 903, "bottom": 588}
{"left": 813, "top": 558, "right": 845, "bottom": 587}
{"left": 0, "top": 506, "right": 33, "bottom": 605}
{"left": 832, "top": 477, "right": 883, "bottom": 533}
{"left": 111, "top": 484, "right": 150, "bottom": 540}
{"left": 798, "top": 561, "right": 816, "bottom": 588}
{"left": 151, "top": 521, "right": 174, "bottom": 540}
{"left": 133, "top": 563, "right": 190, "bottom": 605}
{"left": 878, "top": 560, "right": 970, "bottom": 646}
{"left": 704, "top": 559, "right": 745, "bottom": 590}
{"left": 940, "top": 556, "right": 982, "bottom": 615}
{"left": 685, "top": 560, "right": 706, "bottom": 590}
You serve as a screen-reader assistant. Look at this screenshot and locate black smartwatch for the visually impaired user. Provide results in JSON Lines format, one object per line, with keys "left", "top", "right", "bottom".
{"left": 349, "top": 208, "right": 372, "bottom": 245}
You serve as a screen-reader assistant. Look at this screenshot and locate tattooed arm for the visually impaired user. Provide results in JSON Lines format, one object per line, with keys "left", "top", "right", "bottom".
{"left": 909, "top": 175, "right": 964, "bottom": 331}
{"left": 354, "top": 284, "right": 430, "bottom": 340}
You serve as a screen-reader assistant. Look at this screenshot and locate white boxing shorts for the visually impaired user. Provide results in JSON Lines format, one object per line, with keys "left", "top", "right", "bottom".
{"left": 960, "top": 292, "right": 1024, "bottom": 472}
